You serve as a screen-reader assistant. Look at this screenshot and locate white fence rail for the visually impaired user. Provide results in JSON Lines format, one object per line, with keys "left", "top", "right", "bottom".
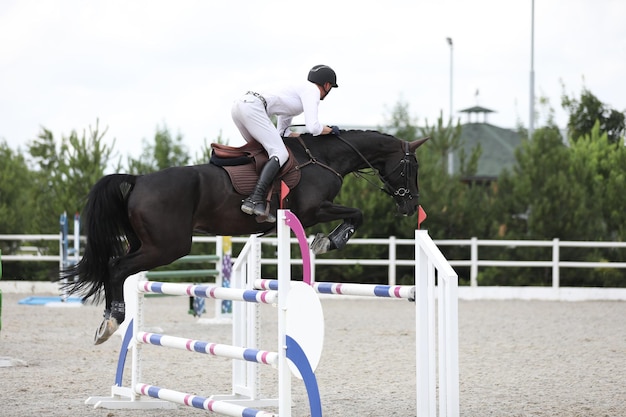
{"left": 2, "top": 233, "right": 626, "bottom": 291}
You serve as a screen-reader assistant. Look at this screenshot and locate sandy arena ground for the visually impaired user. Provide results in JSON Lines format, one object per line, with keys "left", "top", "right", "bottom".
{"left": 1, "top": 291, "right": 625, "bottom": 417}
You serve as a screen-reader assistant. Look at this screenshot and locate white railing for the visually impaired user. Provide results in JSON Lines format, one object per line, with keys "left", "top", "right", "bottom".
{"left": 436, "top": 238, "right": 626, "bottom": 288}
{"left": 2, "top": 234, "right": 626, "bottom": 290}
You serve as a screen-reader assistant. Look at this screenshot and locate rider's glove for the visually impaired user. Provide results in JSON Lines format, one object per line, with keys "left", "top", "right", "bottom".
{"left": 330, "top": 125, "right": 340, "bottom": 136}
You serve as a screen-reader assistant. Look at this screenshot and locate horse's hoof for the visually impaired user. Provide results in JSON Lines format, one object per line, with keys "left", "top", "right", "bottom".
{"left": 310, "top": 233, "right": 330, "bottom": 255}
{"left": 254, "top": 212, "right": 276, "bottom": 223}
{"left": 94, "top": 318, "right": 119, "bottom": 345}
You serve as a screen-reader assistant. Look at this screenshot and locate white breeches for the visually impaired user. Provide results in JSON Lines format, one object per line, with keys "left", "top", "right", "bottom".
{"left": 231, "top": 94, "right": 289, "bottom": 166}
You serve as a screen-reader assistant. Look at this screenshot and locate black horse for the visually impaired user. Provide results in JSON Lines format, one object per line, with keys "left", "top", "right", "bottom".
{"left": 63, "top": 130, "right": 428, "bottom": 344}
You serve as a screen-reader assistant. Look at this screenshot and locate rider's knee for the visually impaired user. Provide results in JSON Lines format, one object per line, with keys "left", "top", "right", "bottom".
{"left": 269, "top": 149, "right": 289, "bottom": 166}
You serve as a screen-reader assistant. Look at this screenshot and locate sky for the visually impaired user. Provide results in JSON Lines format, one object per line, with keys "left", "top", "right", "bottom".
{"left": 1, "top": 0, "right": 625, "bottom": 166}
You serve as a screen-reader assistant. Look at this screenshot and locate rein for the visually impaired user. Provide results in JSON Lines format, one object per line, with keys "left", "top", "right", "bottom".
{"left": 334, "top": 133, "right": 396, "bottom": 195}
{"left": 334, "top": 134, "right": 416, "bottom": 200}
{"left": 293, "top": 133, "right": 416, "bottom": 200}
{"left": 294, "top": 136, "right": 343, "bottom": 179}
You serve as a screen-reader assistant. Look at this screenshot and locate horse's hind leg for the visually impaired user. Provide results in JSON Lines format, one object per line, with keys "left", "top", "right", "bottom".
{"left": 95, "top": 279, "right": 127, "bottom": 345}
{"left": 94, "top": 236, "right": 192, "bottom": 345}
{"left": 94, "top": 235, "right": 141, "bottom": 345}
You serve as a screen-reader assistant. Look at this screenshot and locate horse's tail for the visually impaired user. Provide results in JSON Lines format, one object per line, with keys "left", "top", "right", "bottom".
{"left": 61, "top": 174, "right": 138, "bottom": 304}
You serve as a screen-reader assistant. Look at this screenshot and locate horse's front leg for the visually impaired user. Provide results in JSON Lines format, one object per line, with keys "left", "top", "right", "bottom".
{"left": 310, "top": 202, "right": 363, "bottom": 255}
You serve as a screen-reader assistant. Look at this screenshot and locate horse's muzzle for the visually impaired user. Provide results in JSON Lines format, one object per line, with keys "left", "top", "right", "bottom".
{"left": 396, "top": 200, "right": 419, "bottom": 216}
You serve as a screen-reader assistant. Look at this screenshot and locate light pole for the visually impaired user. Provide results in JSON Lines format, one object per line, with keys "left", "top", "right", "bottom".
{"left": 446, "top": 37, "right": 454, "bottom": 175}
{"left": 529, "top": 0, "right": 535, "bottom": 140}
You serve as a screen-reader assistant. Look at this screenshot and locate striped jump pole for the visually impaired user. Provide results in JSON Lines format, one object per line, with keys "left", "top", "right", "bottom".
{"left": 136, "top": 332, "right": 279, "bottom": 365}
{"left": 135, "top": 384, "right": 277, "bottom": 417}
{"left": 138, "top": 281, "right": 278, "bottom": 304}
{"left": 255, "top": 279, "right": 415, "bottom": 300}
{"left": 143, "top": 249, "right": 224, "bottom": 319}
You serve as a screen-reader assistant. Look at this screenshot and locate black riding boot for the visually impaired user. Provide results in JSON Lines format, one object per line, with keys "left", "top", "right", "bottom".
{"left": 241, "top": 156, "right": 281, "bottom": 222}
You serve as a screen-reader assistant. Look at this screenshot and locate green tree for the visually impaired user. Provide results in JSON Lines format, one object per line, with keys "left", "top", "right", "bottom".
{"left": 416, "top": 112, "right": 496, "bottom": 240}
{"left": 127, "top": 123, "right": 189, "bottom": 173}
{"left": 0, "top": 141, "right": 36, "bottom": 233}
{"left": 421, "top": 110, "right": 463, "bottom": 174}
{"left": 28, "top": 121, "right": 115, "bottom": 232}
{"left": 499, "top": 122, "right": 622, "bottom": 243}
{"left": 495, "top": 126, "right": 581, "bottom": 239}
{"left": 0, "top": 141, "right": 48, "bottom": 280}
{"left": 568, "top": 121, "right": 626, "bottom": 240}
{"left": 562, "top": 86, "right": 625, "bottom": 145}
{"left": 0, "top": 122, "right": 114, "bottom": 280}
{"left": 493, "top": 123, "right": 626, "bottom": 287}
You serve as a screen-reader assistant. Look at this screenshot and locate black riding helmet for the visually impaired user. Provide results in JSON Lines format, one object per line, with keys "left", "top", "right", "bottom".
{"left": 307, "top": 65, "right": 339, "bottom": 88}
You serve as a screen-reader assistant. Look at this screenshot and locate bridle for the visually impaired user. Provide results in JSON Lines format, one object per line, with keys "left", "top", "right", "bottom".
{"left": 343, "top": 137, "right": 419, "bottom": 204}
{"left": 295, "top": 133, "right": 419, "bottom": 203}
{"left": 378, "top": 140, "right": 419, "bottom": 203}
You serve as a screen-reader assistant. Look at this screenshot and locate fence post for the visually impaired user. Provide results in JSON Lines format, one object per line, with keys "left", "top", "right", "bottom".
{"left": 389, "top": 236, "right": 396, "bottom": 286}
{"left": 470, "top": 237, "right": 478, "bottom": 287}
{"left": 552, "top": 238, "right": 560, "bottom": 289}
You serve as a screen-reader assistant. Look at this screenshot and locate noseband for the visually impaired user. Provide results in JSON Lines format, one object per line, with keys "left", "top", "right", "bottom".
{"left": 380, "top": 141, "right": 419, "bottom": 202}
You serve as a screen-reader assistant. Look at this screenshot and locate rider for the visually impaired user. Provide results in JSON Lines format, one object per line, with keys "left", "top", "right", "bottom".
{"left": 231, "top": 64, "right": 340, "bottom": 222}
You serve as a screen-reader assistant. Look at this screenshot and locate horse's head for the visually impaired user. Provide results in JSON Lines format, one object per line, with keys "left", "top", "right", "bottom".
{"left": 379, "top": 136, "right": 429, "bottom": 216}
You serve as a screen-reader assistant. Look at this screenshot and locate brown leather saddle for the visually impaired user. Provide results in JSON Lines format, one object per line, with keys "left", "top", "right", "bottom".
{"left": 209, "top": 140, "right": 301, "bottom": 196}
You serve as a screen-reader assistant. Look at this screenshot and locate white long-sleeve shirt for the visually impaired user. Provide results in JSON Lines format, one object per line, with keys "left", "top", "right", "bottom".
{"left": 260, "top": 81, "right": 324, "bottom": 136}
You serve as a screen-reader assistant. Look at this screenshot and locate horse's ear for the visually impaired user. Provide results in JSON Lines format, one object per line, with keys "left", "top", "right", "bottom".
{"left": 409, "top": 136, "right": 430, "bottom": 152}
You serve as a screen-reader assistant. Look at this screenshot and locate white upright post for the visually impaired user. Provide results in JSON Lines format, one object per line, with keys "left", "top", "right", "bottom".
{"left": 230, "top": 235, "right": 261, "bottom": 401}
{"left": 415, "top": 230, "right": 436, "bottom": 416}
{"left": 277, "top": 210, "right": 292, "bottom": 417}
{"left": 415, "top": 229, "right": 460, "bottom": 417}
{"left": 443, "top": 268, "right": 459, "bottom": 416}
{"left": 130, "top": 274, "right": 143, "bottom": 402}
{"left": 388, "top": 236, "right": 397, "bottom": 286}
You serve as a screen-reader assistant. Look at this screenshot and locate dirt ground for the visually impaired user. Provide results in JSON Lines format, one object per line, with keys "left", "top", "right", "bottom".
{"left": 1, "top": 291, "right": 625, "bottom": 416}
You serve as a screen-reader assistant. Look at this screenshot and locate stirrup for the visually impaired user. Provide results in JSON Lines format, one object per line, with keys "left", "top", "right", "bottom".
{"left": 241, "top": 199, "right": 276, "bottom": 223}
{"left": 240, "top": 198, "right": 257, "bottom": 215}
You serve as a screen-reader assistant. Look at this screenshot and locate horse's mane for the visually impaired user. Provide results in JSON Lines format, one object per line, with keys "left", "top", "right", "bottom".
{"left": 298, "top": 129, "right": 396, "bottom": 140}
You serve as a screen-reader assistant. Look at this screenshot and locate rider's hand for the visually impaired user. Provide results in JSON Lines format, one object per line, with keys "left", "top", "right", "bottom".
{"left": 330, "top": 125, "right": 340, "bottom": 136}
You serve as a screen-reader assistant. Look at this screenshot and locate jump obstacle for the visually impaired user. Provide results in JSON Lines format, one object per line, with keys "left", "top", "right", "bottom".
{"left": 17, "top": 212, "right": 83, "bottom": 306}
{"left": 86, "top": 210, "right": 324, "bottom": 417}
{"left": 86, "top": 209, "right": 459, "bottom": 416}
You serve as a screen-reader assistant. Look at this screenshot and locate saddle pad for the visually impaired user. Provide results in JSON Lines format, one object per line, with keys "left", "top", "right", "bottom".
{"left": 212, "top": 141, "right": 302, "bottom": 196}
{"left": 223, "top": 162, "right": 301, "bottom": 196}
